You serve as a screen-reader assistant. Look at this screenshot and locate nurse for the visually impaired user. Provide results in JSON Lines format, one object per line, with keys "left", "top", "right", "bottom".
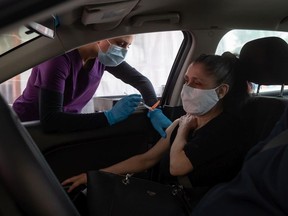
{"left": 13, "top": 35, "right": 171, "bottom": 137}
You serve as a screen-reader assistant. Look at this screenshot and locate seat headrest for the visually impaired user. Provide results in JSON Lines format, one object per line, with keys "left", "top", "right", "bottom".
{"left": 239, "top": 37, "right": 288, "bottom": 85}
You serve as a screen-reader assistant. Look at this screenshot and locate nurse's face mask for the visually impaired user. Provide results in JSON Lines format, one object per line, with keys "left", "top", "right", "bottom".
{"left": 181, "top": 84, "right": 220, "bottom": 116}
{"left": 98, "top": 40, "right": 128, "bottom": 67}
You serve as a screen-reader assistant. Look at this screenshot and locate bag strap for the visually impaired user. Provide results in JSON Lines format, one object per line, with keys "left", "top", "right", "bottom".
{"left": 260, "top": 129, "right": 288, "bottom": 152}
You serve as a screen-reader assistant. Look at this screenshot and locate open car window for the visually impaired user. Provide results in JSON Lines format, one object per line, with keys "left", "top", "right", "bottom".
{"left": 96, "top": 31, "right": 183, "bottom": 97}
{"left": 216, "top": 29, "right": 288, "bottom": 95}
{"left": 0, "top": 31, "right": 184, "bottom": 109}
{"left": 84, "top": 31, "right": 184, "bottom": 112}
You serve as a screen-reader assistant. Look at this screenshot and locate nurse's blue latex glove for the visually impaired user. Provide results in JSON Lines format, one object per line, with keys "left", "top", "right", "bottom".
{"left": 147, "top": 109, "right": 172, "bottom": 138}
{"left": 104, "top": 94, "right": 141, "bottom": 125}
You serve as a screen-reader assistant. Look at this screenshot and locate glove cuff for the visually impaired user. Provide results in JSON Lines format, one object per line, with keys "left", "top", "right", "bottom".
{"left": 104, "top": 111, "right": 115, "bottom": 125}
{"left": 147, "top": 108, "right": 161, "bottom": 118}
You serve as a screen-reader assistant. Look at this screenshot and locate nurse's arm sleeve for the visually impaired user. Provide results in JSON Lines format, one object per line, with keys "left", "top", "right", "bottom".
{"left": 106, "top": 61, "right": 158, "bottom": 106}
{"left": 39, "top": 88, "right": 109, "bottom": 133}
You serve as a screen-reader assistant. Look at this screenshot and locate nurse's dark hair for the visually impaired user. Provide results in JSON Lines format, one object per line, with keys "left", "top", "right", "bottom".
{"left": 195, "top": 52, "right": 249, "bottom": 114}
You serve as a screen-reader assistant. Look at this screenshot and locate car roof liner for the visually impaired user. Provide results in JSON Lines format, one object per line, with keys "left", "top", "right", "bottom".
{"left": 0, "top": 0, "right": 79, "bottom": 34}
{"left": 81, "top": 0, "right": 139, "bottom": 30}
{"left": 277, "top": 16, "right": 288, "bottom": 31}
{"left": 131, "top": 13, "right": 180, "bottom": 27}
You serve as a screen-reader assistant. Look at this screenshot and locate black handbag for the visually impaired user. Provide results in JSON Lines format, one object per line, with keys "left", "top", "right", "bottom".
{"left": 87, "top": 170, "right": 192, "bottom": 216}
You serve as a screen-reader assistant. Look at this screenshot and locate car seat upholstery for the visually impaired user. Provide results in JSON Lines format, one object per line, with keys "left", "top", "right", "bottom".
{"left": 239, "top": 37, "right": 288, "bottom": 147}
{"left": 0, "top": 93, "right": 80, "bottom": 216}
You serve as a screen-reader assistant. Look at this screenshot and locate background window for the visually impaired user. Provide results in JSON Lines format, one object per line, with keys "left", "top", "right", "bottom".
{"left": 216, "top": 30, "right": 288, "bottom": 95}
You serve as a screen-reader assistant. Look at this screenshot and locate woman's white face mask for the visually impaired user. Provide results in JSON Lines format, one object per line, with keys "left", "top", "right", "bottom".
{"left": 181, "top": 84, "right": 220, "bottom": 116}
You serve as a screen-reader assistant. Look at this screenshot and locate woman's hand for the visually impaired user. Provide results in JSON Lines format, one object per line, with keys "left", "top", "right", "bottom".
{"left": 178, "top": 114, "right": 197, "bottom": 137}
{"left": 61, "top": 173, "right": 87, "bottom": 193}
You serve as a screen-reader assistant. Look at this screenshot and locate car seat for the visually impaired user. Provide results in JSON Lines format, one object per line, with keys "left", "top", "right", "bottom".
{"left": 239, "top": 37, "right": 288, "bottom": 147}
{"left": 0, "top": 93, "right": 80, "bottom": 215}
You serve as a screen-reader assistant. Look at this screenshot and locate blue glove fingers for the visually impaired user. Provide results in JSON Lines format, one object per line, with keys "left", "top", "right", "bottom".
{"left": 104, "top": 94, "right": 141, "bottom": 125}
{"left": 118, "top": 94, "right": 141, "bottom": 115}
{"left": 125, "top": 94, "right": 142, "bottom": 111}
{"left": 113, "top": 94, "right": 141, "bottom": 110}
{"left": 147, "top": 109, "right": 172, "bottom": 138}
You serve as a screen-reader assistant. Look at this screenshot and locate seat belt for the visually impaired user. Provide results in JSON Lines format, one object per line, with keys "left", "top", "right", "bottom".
{"left": 260, "top": 129, "right": 288, "bottom": 152}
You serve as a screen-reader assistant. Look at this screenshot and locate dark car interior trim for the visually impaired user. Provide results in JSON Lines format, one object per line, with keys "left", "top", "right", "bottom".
{"left": 0, "top": 94, "right": 80, "bottom": 215}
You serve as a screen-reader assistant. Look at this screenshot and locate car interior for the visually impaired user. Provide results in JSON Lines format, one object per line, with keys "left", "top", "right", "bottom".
{"left": 1, "top": 0, "right": 288, "bottom": 215}
{"left": 0, "top": 94, "right": 80, "bottom": 215}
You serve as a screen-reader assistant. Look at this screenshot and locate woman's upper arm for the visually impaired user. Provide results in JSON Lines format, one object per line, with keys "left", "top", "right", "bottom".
{"left": 142, "top": 119, "right": 180, "bottom": 165}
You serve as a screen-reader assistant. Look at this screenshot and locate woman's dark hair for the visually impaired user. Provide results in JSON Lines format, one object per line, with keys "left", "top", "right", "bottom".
{"left": 194, "top": 52, "right": 249, "bottom": 114}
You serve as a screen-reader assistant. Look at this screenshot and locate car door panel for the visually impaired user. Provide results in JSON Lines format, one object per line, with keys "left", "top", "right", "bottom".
{"left": 25, "top": 110, "right": 158, "bottom": 181}
{"left": 24, "top": 106, "right": 185, "bottom": 182}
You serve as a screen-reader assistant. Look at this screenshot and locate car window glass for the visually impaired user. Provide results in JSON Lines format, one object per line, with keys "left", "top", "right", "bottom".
{"left": 0, "top": 26, "right": 39, "bottom": 56}
{"left": 0, "top": 31, "right": 184, "bottom": 108}
{"left": 216, "top": 29, "right": 288, "bottom": 95}
{"left": 95, "top": 31, "right": 183, "bottom": 97}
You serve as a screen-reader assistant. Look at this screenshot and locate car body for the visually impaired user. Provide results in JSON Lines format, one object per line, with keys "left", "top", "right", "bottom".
{"left": 1, "top": 0, "right": 288, "bottom": 215}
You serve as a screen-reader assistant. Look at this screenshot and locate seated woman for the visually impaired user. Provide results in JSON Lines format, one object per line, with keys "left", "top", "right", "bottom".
{"left": 62, "top": 52, "right": 250, "bottom": 206}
